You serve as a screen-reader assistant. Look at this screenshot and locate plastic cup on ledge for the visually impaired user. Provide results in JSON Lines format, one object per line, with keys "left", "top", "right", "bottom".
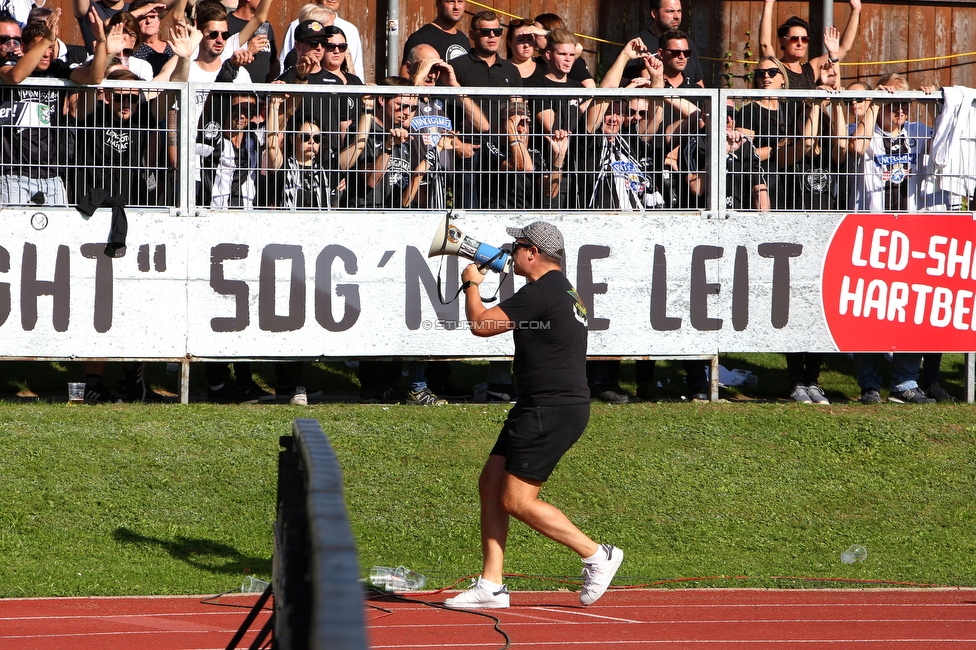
{"left": 67, "top": 382, "right": 85, "bottom": 405}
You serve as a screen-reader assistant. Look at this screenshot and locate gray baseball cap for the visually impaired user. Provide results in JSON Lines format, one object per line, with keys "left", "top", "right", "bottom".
{"left": 505, "top": 221, "right": 565, "bottom": 259}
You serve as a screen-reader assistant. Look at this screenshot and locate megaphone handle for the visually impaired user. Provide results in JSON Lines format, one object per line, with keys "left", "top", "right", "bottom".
{"left": 478, "top": 249, "right": 506, "bottom": 274}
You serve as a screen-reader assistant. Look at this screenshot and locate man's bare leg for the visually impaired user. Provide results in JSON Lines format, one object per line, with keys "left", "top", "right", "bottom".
{"left": 500, "top": 471, "right": 599, "bottom": 559}
{"left": 478, "top": 455, "right": 510, "bottom": 584}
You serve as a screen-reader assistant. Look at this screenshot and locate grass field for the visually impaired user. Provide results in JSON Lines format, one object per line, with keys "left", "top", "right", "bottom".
{"left": 0, "top": 353, "right": 973, "bottom": 598}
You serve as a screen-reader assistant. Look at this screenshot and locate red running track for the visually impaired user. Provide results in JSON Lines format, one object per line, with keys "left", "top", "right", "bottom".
{"left": 0, "top": 594, "right": 270, "bottom": 650}
{"left": 366, "top": 588, "right": 976, "bottom": 649}
{"left": 0, "top": 588, "right": 974, "bottom": 649}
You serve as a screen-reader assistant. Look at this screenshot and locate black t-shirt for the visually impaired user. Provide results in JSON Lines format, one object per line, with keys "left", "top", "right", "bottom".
{"left": 498, "top": 270, "right": 590, "bottom": 406}
{"left": 344, "top": 118, "right": 412, "bottom": 208}
{"left": 450, "top": 51, "right": 523, "bottom": 88}
{"left": 402, "top": 23, "right": 470, "bottom": 63}
{"left": 226, "top": 14, "right": 279, "bottom": 83}
{"left": 526, "top": 76, "right": 585, "bottom": 132}
{"left": 684, "top": 133, "right": 767, "bottom": 210}
{"left": 734, "top": 101, "right": 799, "bottom": 149}
{"left": 785, "top": 62, "right": 817, "bottom": 91}
{"left": 74, "top": 99, "right": 159, "bottom": 204}
{"left": 735, "top": 101, "right": 796, "bottom": 207}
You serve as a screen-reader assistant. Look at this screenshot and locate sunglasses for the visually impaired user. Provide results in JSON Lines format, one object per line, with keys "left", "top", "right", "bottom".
{"left": 324, "top": 41, "right": 348, "bottom": 52}
{"left": 232, "top": 103, "right": 256, "bottom": 117}
{"left": 754, "top": 68, "right": 782, "bottom": 79}
{"left": 628, "top": 108, "right": 647, "bottom": 117}
{"left": 204, "top": 30, "right": 231, "bottom": 40}
{"left": 111, "top": 92, "right": 139, "bottom": 102}
{"left": 477, "top": 27, "right": 504, "bottom": 37}
{"left": 786, "top": 34, "right": 810, "bottom": 44}
{"left": 664, "top": 48, "right": 691, "bottom": 58}
{"left": 511, "top": 241, "right": 533, "bottom": 251}
{"left": 300, "top": 132, "right": 321, "bottom": 143}
{"left": 0, "top": 35, "right": 21, "bottom": 46}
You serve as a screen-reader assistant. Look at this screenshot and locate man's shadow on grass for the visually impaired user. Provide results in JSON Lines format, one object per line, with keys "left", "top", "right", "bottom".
{"left": 113, "top": 527, "right": 271, "bottom": 576}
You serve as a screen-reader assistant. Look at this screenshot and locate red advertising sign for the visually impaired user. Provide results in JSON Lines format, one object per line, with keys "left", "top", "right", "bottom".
{"left": 822, "top": 214, "right": 976, "bottom": 352}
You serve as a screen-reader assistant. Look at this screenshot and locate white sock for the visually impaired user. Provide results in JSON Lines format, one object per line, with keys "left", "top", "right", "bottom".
{"left": 478, "top": 576, "right": 502, "bottom": 591}
{"left": 582, "top": 547, "right": 605, "bottom": 564}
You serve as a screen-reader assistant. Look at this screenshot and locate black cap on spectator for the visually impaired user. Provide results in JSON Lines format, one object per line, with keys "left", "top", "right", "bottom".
{"left": 295, "top": 20, "right": 326, "bottom": 41}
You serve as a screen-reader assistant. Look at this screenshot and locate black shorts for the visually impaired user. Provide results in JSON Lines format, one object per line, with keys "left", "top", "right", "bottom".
{"left": 489, "top": 403, "right": 590, "bottom": 482}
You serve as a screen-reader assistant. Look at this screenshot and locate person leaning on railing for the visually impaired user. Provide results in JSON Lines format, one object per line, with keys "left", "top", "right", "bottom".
{"left": 849, "top": 73, "right": 954, "bottom": 404}
{"left": 0, "top": 8, "right": 118, "bottom": 206}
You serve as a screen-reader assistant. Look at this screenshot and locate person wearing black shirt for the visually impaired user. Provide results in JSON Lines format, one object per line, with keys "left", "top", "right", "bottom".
{"left": 733, "top": 57, "right": 802, "bottom": 211}
{"left": 622, "top": 0, "right": 704, "bottom": 86}
{"left": 531, "top": 13, "right": 595, "bottom": 88}
{"left": 278, "top": 21, "right": 364, "bottom": 198}
{"left": 0, "top": 8, "right": 114, "bottom": 205}
{"left": 449, "top": 10, "right": 522, "bottom": 209}
{"left": 399, "top": 0, "right": 469, "bottom": 75}
{"left": 758, "top": 0, "right": 861, "bottom": 89}
{"left": 341, "top": 76, "right": 417, "bottom": 209}
{"left": 524, "top": 28, "right": 589, "bottom": 210}
{"left": 73, "top": 68, "right": 165, "bottom": 205}
{"left": 226, "top": 0, "right": 278, "bottom": 82}
{"left": 445, "top": 221, "right": 623, "bottom": 610}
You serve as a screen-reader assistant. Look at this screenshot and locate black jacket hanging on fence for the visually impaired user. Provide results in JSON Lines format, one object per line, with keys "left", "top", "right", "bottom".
{"left": 77, "top": 188, "right": 128, "bottom": 249}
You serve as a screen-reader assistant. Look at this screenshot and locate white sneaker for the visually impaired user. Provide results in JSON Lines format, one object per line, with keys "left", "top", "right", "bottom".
{"left": 290, "top": 387, "right": 308, "bottom": 406}
{"left": 580, "top": 544, "right": 623, "bottom": 606}
{"left": 791, "top": 386, "right": 812, "bottom": 403}
{"left": 443, "top": 577, "right": 510, "bottom": 609}
{"left": 806, "top": 385, "right": 830, "bottom": 405}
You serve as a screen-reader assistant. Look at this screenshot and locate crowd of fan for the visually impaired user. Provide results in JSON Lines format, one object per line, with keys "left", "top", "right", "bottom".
{"left": 0, "top": 0, "right": 967, "bottom": 405}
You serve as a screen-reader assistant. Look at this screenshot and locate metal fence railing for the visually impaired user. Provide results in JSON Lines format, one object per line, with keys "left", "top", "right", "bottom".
{"left": 4, "top": 80, "right": 969, "bottom": 217}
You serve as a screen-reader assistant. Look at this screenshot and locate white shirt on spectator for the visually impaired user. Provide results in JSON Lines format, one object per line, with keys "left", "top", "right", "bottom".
{"left": 85, "top": 52, "right": 154, "bottom": 81}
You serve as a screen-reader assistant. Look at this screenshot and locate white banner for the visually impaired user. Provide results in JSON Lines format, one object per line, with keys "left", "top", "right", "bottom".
{"left": 2, "top": 208, "right": 971, "bottom": 358}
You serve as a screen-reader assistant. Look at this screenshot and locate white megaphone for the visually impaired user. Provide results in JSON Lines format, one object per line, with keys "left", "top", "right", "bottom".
{"left": 428, "top": 214, "right": 512, "bottom": 274}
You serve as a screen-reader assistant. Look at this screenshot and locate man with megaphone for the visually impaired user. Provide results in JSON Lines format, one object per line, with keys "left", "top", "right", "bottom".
{"left": 443, "top": 221, "right": 623, "bottom": 609}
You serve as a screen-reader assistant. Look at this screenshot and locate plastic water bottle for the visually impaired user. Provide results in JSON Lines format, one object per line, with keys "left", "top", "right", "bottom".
{"left": 369, "top": 566, "right": 426, "bottom": 591}
{"left": 840, "top": 544, "right": 868, "bottom": 564}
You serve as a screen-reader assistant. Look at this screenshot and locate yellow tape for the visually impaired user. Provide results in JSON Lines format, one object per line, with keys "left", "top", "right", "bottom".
{"left": 468, "top": 0, "right": 975, "bottom": 67}
{"left": 708, "top": 50, "right": 976, "bottom": 66}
